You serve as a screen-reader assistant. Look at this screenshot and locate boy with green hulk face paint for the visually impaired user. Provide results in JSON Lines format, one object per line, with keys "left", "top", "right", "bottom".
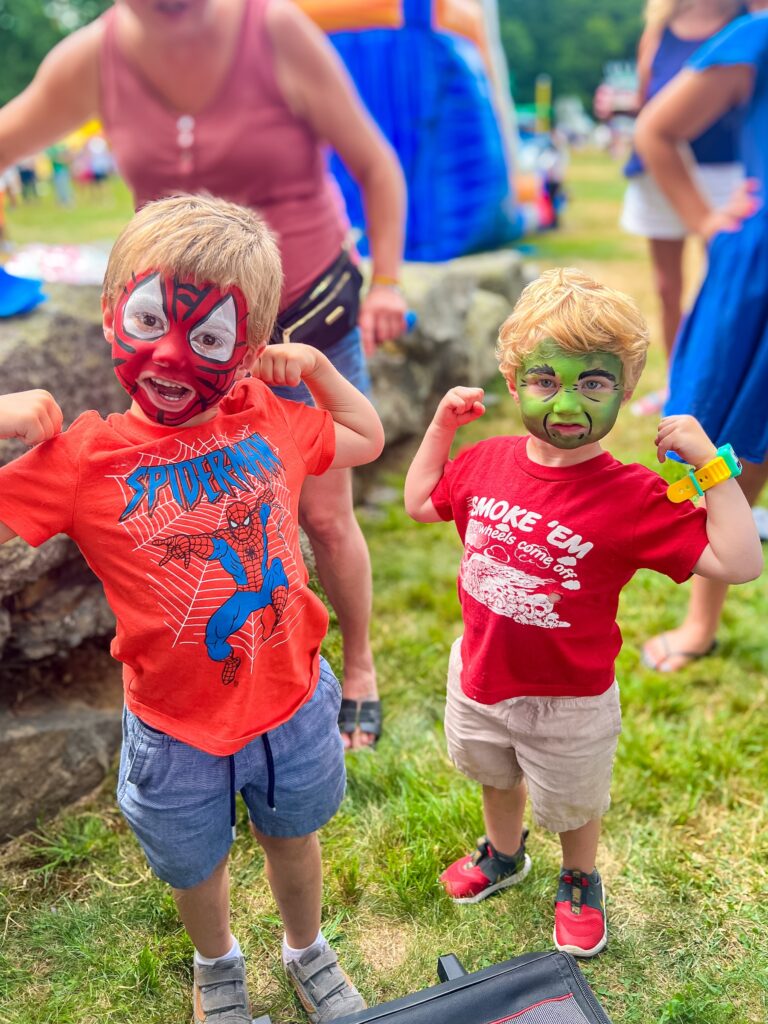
{"left": 513, "top": 341, "right": 626, "bottom": 450}
{"left": 405, "top": 267, "right": 761, "bottom": 962}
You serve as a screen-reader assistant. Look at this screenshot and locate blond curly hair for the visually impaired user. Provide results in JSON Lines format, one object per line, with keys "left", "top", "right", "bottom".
{"left": 497, "top": 268, "right": 650, "bottom": 391}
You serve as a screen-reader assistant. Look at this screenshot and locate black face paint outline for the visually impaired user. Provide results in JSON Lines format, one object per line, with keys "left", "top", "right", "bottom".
{"left": 543, "top": 411, "right": 593, "bottom": 440}
{"left": 112, "top": 271, "right": 250, "bottom": 427}
{"left": 520, "top": 365, "right": 623, "bottom": 405}
{"left": 119, "top": 272, "right": 169, "bottom": 344}
{"left": 188, "top": 293, "right": 242, "bottom": 364}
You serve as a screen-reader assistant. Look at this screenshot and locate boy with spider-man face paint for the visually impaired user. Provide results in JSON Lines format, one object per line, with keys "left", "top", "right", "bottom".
{"left": 405, "top": 268, "right": 761, "bottom": 960}
{"left": 0, "top": 194, "right": 384, "bottom": 1023}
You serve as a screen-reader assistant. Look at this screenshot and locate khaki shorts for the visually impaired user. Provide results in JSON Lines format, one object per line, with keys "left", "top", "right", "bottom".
{"left": 444, "top": 638, "right": 622, "bottom": 834}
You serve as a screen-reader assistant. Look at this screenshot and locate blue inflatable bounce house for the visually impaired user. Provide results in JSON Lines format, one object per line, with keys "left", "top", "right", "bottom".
{"left": 299, "top": 0, "right": 521, "bottom": 261}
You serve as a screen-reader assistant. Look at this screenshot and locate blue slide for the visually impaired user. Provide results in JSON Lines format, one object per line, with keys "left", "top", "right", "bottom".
{"left": 328, "top": 9, "right": 521, "bottom": 261}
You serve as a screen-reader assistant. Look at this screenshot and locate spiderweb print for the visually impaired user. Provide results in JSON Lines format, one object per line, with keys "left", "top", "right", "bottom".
{"left": 109, "top": 426, "right": 305, "bottom": 676}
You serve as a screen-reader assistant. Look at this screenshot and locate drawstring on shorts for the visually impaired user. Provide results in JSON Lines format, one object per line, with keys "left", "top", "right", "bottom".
{"left": 262, "top": 732, "right": 276, "bottom": 811}
{"left": 229, "top": 755, "right": 237, "bottom": 840}
{"left": 227, "top": 733, "right": 277, "bottom": 840}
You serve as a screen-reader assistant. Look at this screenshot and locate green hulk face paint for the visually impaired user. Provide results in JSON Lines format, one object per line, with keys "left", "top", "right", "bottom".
{"left": 514, "top": 341, "right": 625, "bottom": 449}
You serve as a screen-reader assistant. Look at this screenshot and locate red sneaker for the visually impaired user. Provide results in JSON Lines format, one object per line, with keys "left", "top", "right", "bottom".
{"left": 553, "top": 868, "right": 607, "bottom": 957}
{"left": 439, "top": 832, "right": 531, "bottom": 904}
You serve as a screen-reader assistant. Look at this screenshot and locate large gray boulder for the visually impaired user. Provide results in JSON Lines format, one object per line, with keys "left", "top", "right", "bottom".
{"left": 0, "top": 704, "right": 122, "bottom": 838}
{"left": 369, "top": 252, "right": 531, "bottom": 439}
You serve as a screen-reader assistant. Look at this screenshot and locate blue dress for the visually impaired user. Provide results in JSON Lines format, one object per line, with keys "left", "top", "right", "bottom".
{"left": 665, "top": 13, "right": 768, "bottom": 464}
{"left": 624, "top": 14, "right": 745, "bottom": 178}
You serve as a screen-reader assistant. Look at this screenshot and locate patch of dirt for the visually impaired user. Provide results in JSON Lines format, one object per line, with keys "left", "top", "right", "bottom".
{"left": 0, "top": 636, "right": 122, "bottom": 715}
{"left": 356, "top": 919, "right": 410, "bottom": 973}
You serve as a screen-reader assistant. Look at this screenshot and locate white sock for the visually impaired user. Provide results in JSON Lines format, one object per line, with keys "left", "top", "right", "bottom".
{"left": 194, "top": 936, "right": 242, "bottom": 967}
{"left": 282, "top": 930, "right": 328, "bottom": 966}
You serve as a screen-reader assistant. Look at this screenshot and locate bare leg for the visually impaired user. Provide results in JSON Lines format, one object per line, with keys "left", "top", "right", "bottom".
{"left": 642, "top": 458, "right": 768, "bottom": 672}
{"left": 483, "top": 781, "right": 528, "bottom": 856}
{"left": 299, "top": 468, "right": 377, "bottom": 749}
{"left": 559, "top": 818, "right": 601, "bottom": 874}
{"left": 649, "top": 237, "right": 685, "bottom": 360}
{"left": 172, "top": 854, "right": 232, "bottom": 959}
{"left": 252, "top": 826, "right": 322, "bottom": 949}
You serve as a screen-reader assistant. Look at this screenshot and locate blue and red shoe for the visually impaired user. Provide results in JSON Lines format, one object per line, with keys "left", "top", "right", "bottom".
{"left": 439, "top": 832, "right": 531, "bottom": 904}
{"left": 553, "top": 868, "right": 607, "bottom": 957}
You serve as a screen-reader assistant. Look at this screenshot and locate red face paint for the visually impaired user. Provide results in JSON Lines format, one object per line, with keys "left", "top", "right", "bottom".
{"left": 112, "top": 271, "right": 249, "bottom": 426}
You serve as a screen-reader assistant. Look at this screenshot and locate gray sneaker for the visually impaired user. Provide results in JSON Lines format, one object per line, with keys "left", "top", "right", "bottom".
{"left": 193, "top": 955, "right": 251, "bottom": 1023}
{"left": 285, "top": 945, "right": 366, "bottom": 1023}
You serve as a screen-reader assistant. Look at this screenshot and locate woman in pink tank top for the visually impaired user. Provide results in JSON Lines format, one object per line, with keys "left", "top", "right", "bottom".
{"left": 0, "top": 0, "right": 405, "bottom": 751}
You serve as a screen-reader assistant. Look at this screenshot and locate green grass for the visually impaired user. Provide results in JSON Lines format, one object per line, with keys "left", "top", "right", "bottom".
{"left": 1, "top": 151, "right": 767, "bottom": 1023}
{"left": 2, "top": 177, "right": 133, "bottom": 246}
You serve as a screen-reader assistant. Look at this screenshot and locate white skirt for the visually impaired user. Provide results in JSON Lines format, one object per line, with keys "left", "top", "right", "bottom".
{"left": 620, "top": 162, "right": 744, "bottom": 240}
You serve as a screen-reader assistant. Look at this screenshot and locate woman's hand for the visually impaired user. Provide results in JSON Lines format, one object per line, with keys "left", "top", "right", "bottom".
{"left": 699, "top": 178, "right": 761, "bottom": 241}
{"left": 358, "top": 284, "right": 408, "bottom": 355}
{"left": 0, "top": 390, "right": 63, "bottom": 446}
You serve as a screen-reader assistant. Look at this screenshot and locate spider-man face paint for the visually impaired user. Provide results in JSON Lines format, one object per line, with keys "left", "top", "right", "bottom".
{"left": 112, "top": 270, "right": 249, "bottom": 426}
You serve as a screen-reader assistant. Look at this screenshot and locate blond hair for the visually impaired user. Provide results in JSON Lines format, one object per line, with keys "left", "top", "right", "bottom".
{"left": 103, "top": 193, "right": 283, "bottom": 347}
{"left": 644, "top": 0, "right": 741, "bottom": 28}
{"left": 497, "top": 268, "right": 649, "bottom": 391}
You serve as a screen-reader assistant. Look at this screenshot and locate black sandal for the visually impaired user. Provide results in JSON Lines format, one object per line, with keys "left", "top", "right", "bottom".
{"left": 337, "top": 698, "right": 382, "bottom": 749}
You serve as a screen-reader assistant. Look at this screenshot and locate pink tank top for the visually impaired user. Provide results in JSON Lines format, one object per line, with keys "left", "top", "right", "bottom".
{"left": 99, "top": 0, "right": 348, "bottom": 307}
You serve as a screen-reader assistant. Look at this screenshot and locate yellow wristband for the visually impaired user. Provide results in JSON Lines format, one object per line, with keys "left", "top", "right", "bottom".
{"left": 666, "top": 444, "right": 742, "bottom": 503}
{"left": 371, "top": 274, "right": 401, "bottom": 288}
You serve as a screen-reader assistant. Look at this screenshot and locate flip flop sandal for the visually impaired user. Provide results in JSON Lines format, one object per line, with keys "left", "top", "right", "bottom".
{"left": 337, "top": 698, "right": 383, "bottom": 748}
{"left": 337, "top": 699, "right": 359, "bottom": 738}
{"left": 641, "top": 633, "right": 718, "bottom": 673}
{"left": 357, "top": 700, "right": 382, "bottom": 748}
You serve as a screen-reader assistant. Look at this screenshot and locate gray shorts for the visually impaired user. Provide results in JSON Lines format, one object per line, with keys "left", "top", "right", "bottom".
{"left": 444, "top": 638, "right": 622, "bottom": 834}
{"left": 117, "top": 658, "right": 345, "bottom": 889}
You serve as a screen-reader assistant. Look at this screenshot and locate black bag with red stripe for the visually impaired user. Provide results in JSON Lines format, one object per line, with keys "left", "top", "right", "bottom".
{"left": 336, "top": 950, "right": 613, "bottom": 1024}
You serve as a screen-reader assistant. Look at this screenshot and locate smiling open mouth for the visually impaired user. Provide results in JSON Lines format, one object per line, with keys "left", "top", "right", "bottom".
{"left": 144, "top": 377, "right": 194, "bottom": 404}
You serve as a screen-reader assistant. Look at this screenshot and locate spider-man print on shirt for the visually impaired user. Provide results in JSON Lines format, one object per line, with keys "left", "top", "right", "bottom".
{"left": 111, "top": 270, "right": 249, "bottom": 426}
{"left": 154, "top": 492, "right": 288, "bottom": 686}
{"left": 113, "top": 426, "right": 304, "bottom": 691}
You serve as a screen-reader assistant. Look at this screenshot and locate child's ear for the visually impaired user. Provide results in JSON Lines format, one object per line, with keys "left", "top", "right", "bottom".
{"left": 620, "top": 388, "right": 634, "bottom": 406}
{"left": 101, "top": 298, "right": 115, "bottom": 346}
{"left": 506, "top": 377, "right": 521, "bottom": 405}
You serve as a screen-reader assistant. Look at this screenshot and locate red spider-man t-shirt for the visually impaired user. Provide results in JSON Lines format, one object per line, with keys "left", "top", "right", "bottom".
{"left": 0, "top": 380, "right": 335, "bottom": 754}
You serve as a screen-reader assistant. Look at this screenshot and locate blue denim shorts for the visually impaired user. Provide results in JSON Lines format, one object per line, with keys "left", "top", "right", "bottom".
{"left": 269, "top": 326, "right": 372, "bottom": 405}
{"left": 116, "top": 658, "right": 345, "bottom": 889}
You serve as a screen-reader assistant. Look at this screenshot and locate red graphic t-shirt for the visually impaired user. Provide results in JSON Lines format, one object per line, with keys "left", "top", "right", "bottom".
{"left": 430, "top": 436, "right": 709, "bottom": 701}
{"left": 0, "top": 380, "right": 335, "bottom": 754}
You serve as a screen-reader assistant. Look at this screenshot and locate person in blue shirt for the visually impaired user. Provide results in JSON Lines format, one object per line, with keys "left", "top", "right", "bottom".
{"left": 621, "top": 0, "right": 746, "bottom": 416}
{"left": 636, "top": 8, "right": 768, "bottom": 671}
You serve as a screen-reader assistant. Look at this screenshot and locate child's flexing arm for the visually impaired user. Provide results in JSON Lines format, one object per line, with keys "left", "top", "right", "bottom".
{"left": 0, "top": 390, "right": 64, "bottom": 544}
{"left": 253, "top": 343, "right": 384, "bottom": 467}
{"left": 404, "top": 386, "right": 485, "bottom": 522}
{"left": 656, "top": 415, "right": 763, "bottom": 584}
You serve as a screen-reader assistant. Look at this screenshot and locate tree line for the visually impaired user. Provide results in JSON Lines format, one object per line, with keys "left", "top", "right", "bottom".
{"left": 499, "top": 0, "right": 644, "bottom": 106}
{"left": 0, "top": 0, "right": 644, "bottom": 110}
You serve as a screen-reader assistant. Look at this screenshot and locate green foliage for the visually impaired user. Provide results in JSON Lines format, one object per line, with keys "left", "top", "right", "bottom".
{"left": 0, "top": 0, "right": 110, "bottom": 105}
{"left": 500, "top": 0, "right": 644, "bottom": 105}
